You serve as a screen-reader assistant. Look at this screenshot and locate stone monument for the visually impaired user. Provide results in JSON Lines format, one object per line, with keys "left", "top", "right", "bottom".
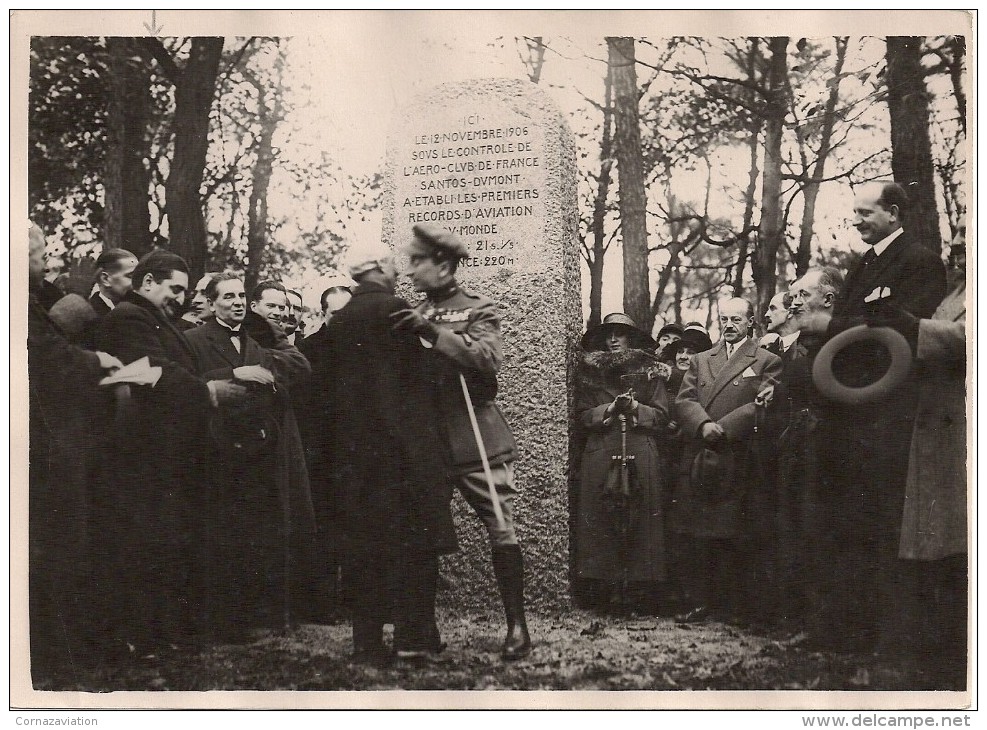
{"left": 382, "top": 79, "right": 581, "bottom": 611}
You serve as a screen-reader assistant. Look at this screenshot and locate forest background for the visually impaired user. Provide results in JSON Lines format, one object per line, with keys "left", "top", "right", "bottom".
{"left": 23, "top": 11, "right": 970, "bottom": 337}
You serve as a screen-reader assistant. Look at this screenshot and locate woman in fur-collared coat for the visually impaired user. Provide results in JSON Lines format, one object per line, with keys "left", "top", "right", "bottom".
{"left": 574, "top": 314, "right": 670, "bottom": 613}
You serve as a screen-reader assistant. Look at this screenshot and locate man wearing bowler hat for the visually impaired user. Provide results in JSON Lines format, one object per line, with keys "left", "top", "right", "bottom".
{"left": 390, "top": 223, "right": 531, "bottom": 660}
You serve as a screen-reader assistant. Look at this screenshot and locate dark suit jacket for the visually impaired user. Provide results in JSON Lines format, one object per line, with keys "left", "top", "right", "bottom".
{"left": 831, "top": 229, "right": 946, "bottom": 327}
{"left": 184, "top": 318, "right": 272, "bottom": 382}
{"left": 89, "top": 292, "right": 112, "bottom": 317}
{"left": 95, "top": 290, "right": 212, "bottom": 459}
{"left": 28, "top": 290, "right": 105, "bottom": 582}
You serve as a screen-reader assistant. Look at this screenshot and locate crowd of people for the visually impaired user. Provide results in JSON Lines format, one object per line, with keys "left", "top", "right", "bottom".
{"left": 571, "top": 181, "right": 967, "bottom": 687}
{"left": 27, "top": 180, "right": 967, "bottom": 688}
{"left": 28, "top": 221, "right": 530, "bottom": 683}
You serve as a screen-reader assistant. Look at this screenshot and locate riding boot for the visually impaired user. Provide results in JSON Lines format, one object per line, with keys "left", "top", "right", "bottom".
{"left": 492, "top": 544, "right": 532, "bottom": 660}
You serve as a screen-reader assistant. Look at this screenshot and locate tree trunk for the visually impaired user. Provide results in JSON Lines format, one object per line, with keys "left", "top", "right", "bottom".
{"left": 752, "top": 36, "right": 789, "bottom": 317}
{"left": 672, "top": 262, "right": 683, "bottom": 325}
{"left": 244, "top": 45, "right": 284, "bottom": 295}
{"left": 523, "top": 37, "right": 546, "bottom": 84}
{"left": 650, "top": 188, "right": 689, "bottom": 320}
{"left": 587, "top": 65, "right": 615, "bottom": 329}
{"left": 607, "top": 37, "right": 651, "bottom": 329}
{"left": 165, "top": 37, "right": 224, "bottom": 282}
{"left": 104, "top": 37, "right": 152, "bottom": 257}
{"left": 947, "top": 36, "right": 966, "bottom": 137}
{"left": 885, "top": 37, "right": 941, "bottom": 253}
{"left": 734, "top": 119, "right": 762, "bottom": 296}
{"left": 796, "top": 37, "right": 848, "bottom": 277}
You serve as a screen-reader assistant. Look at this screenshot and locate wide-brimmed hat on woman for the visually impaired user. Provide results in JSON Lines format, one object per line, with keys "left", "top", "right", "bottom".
{"left": 581, "top": 312, "right": 656, "bottom": 352}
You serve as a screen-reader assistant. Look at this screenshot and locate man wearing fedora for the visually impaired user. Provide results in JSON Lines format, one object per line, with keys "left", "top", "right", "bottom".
{"left": 390, "top": 223, "right": 530, "bottom": 660}
{"left": 674, "top": 297, "right": 782, "bottom": 624}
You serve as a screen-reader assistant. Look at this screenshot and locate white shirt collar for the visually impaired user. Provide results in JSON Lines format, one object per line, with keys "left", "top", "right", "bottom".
{"left": 215, "top": 318, "right": 241, "bottom": 334}
{"left": 781, "top": 331, "right": 800, "bottom": 350}
{"left": 98, "top": 292, "right": 116, "bottom": 310}
{"left": 726, "top": 336, "right": 749, "bottom": 357}
{"left": 871, "top": 227, "right": 904, "bottom": 257}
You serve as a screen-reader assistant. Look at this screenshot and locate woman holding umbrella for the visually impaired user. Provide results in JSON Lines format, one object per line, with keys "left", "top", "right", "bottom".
{"left": 573, "top": 313, "right": 671, "bottom": 615}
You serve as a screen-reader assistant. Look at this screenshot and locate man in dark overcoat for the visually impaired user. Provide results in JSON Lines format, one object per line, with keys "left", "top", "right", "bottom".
{"left": 27, "top": 222, "right": 122, "bottom": 680}
{"left": 760, "top": 267, "right": 848, "bottom": 637}
{"left": 184, "top": 273, "right": 292, "bottom": 638}
{"left": 242, "top": 280, "right": 317, "bottom": 627}
{"left": 674, "top": 297, "right": 782, "bottom": 623}
{"left": 295, "top": 283, "right": 353, "bottom": 621}
{"left": 94, "top": 251, "right": 245, "bottom": 656}
{"left": 823, "top": 181, "right": 947, "bottom": 656}
{"left": 88, "top": 248, "right": 138, "bottom": 317}
{"left": 326, "top": 248, "right": 456, "bottom": 662}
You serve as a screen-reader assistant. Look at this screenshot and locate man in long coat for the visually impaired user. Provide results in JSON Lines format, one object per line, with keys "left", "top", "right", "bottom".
{"left": 674, "top": 297, "right": 782, "bottom": 623}
{"left": 765, "top": 267, "right": 850, "bottom": 640}
{"left": 94, "top": 251, "right": 245, "bottom": 656}
{"left": 824, "top": 181, "right": 947, "bottom": 656}
{"left": 184, "top": 273, "right": 293, "bottom": 638}
{"left": 326, "top": 249, "right": 456, "bottom": 661}
{"left": 242, "top": 281, "right": 317, "bottom": 627}
{"left": 870, "top": 228, "right": 967, "bottom": 685}
{"left": 295, "top": 283, "right": 353, "bottom": 620}
{"left": 27, "top": 223, "right": 122, "bottom": 680}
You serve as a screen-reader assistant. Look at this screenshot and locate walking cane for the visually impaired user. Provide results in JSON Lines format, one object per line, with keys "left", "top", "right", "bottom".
{"left": 459, "top": 373, "right": 507, "bottom": 532}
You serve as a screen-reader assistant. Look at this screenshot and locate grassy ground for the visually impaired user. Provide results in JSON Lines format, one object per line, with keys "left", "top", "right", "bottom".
{"left": 36, "top": 607, "right": 958, "bottom": 698}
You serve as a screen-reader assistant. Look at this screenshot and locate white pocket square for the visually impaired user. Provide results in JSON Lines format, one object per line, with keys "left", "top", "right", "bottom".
{"left": 864, "top": 286, "right": 892, "bottom": 302}
{"left": 742, "top": 366, "right": 757, "bottom": 378}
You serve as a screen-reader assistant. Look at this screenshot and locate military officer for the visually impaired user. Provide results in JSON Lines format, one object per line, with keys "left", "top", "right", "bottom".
{"left": 390, "top": 223, "right": 531, "bottom": 660}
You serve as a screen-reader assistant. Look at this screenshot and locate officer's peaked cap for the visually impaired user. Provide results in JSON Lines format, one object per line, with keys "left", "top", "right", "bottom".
{"left": 405, "top": 224, "right": 470, "bottom": 260}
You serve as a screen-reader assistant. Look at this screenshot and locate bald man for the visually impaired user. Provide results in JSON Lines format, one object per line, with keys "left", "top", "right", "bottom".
{"left": 674, "top": 297, "right": 782, "bottom": 625}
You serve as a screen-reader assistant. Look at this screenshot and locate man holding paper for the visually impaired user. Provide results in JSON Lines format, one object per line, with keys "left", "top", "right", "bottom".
{"left": 674, "top": 297, "right": 782, "bottom": 625}
{"left": 27, "top": 222, "right": 122, "bottom": 681}
{"left": 184, "top": 273, "right": 302, "bottom": 640}
{"left": 93, "top": 251, "right": 246, "bottom": 658}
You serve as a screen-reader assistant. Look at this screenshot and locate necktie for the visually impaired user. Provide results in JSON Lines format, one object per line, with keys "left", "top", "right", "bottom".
{"left": 231, "top": 334, "right": 240, "bottom": 354}
{"left": 862, "top": 248, "right": 877, "bottom": 266}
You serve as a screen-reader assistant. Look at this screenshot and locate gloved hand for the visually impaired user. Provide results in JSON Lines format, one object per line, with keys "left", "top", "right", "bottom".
{"left": 610, "top": 392, "right": 637, "bottom": 416}
{"left": 700, "top": 421, "right": 726, "bottom": 446}
{"left": 864, "top": 303, "right": 920, "bottom": 352}
{"left": 208, "top": 379, "right": 248, "bottom": 407}
{"left": 389, "top": 308, "right": 439, "bottom": 343}
{"left": 233, "top": 364, "right": 275, "bottom": 385}
{"left": 755, "top": 384, "right": 775, "bottom": 409}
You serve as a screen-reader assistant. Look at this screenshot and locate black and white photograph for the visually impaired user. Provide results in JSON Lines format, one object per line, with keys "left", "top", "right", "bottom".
{"left": 11, "top": 9, "right": 974, "bottom": 714}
